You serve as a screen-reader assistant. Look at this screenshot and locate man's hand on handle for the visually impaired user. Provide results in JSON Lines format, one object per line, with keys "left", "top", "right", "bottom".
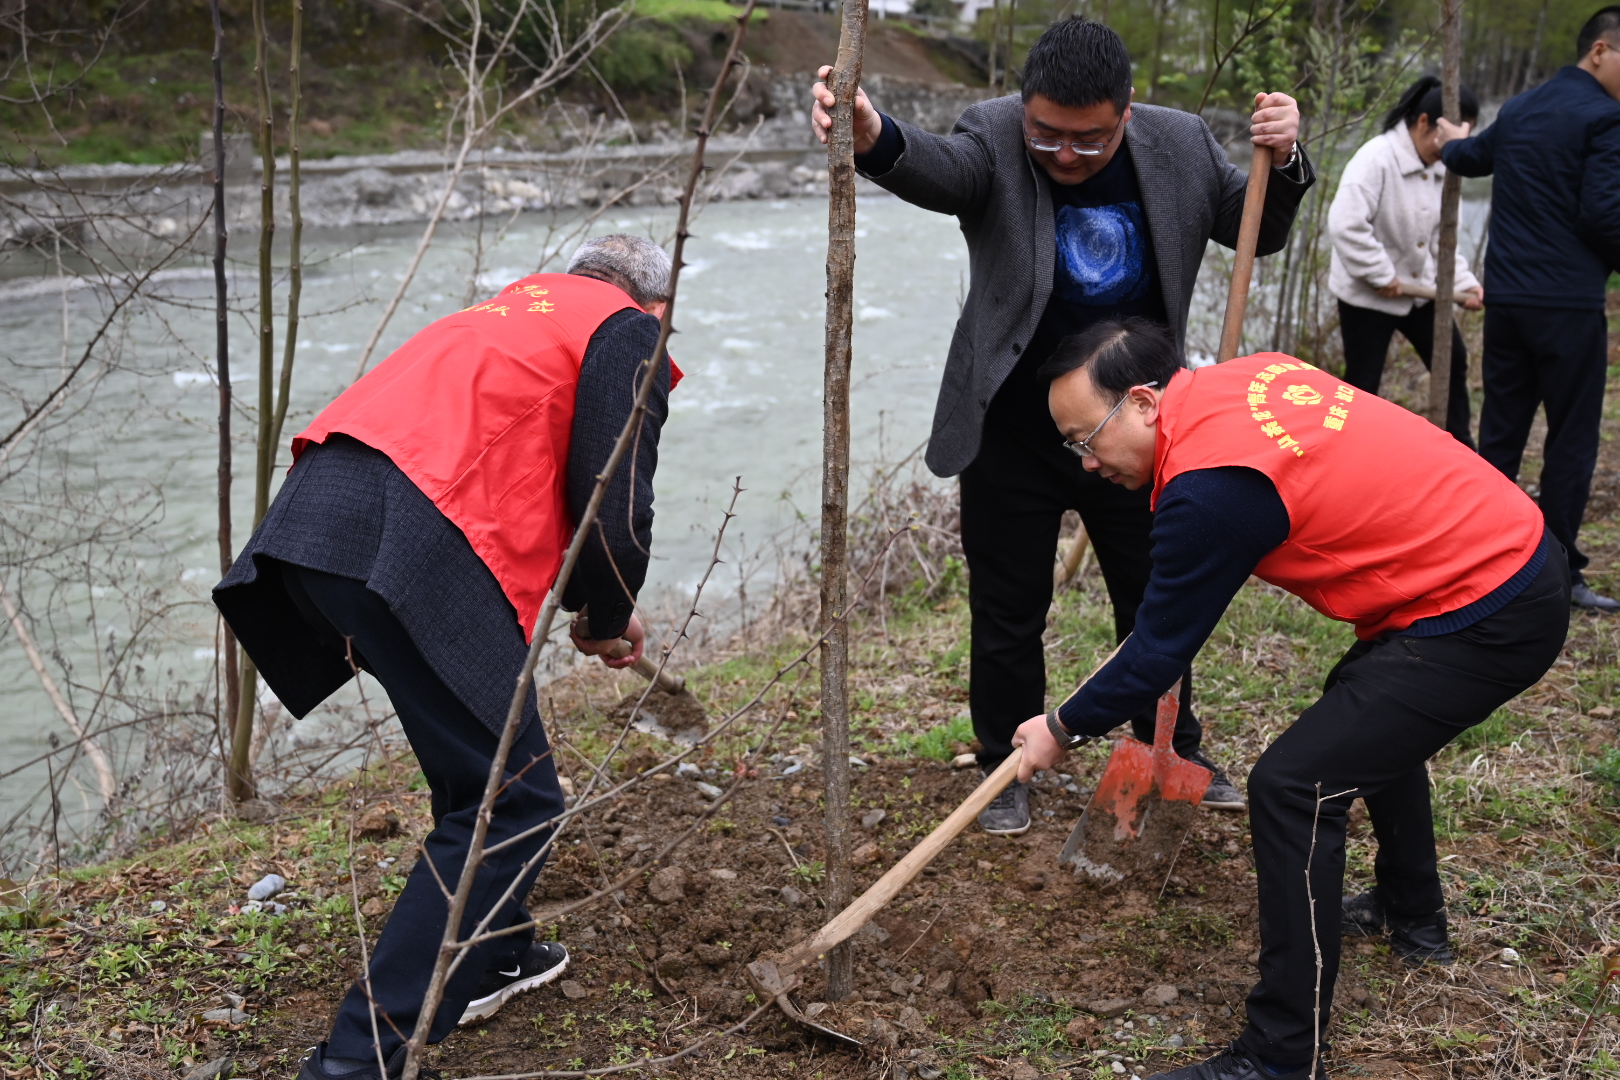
{"left": 1250, "top": 91, "right": 1300, "bottom": 161}
{"left": 811, "top": 65, "right": 883, "bottom": 156}
{"left": 1433, "top": 117, "right": 1473, "bottom": 148}
{"left": 1012, "top": 713, "right": 1067, "bottom": 783}
{"left": 571, "top": 612, "right": 645, "bottom": 670}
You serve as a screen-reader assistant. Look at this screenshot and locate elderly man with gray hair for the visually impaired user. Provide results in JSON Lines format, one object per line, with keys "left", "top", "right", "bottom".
{"left": 214, "top": 234, "right": 678, "bottom": 1080}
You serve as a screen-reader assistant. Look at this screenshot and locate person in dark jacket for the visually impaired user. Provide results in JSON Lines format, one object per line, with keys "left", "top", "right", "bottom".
{"left": 1439, "top": 5, "right": 1620, "bottom": 611}
{"left": 214, "top": 234, "right": 676, "bottom": 1080}
{"left": 809, "top": 16, "right": 1315, "bottom": 832}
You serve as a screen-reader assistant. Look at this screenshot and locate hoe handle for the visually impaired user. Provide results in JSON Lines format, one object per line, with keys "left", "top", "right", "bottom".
{"left": 1216, "top": 144, "right": 1273, "bottom": 364}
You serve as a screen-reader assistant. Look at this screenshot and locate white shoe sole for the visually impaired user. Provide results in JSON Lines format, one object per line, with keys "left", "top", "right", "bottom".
{"left": 457, "top": 951, "right": 569, "bottom": 1026}
{"left": 979, "top": 817, "right": 1031, "bottom": 836}
{"left": 1201, "top": 798, "right": 1248, "bottom": 812}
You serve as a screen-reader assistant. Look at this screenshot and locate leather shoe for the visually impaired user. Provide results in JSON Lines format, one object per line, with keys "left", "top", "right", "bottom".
{"left": 1573, "top": 575, "right": 1620, "bottom": 613}
{"left": 1146, "top": 1043, "right": 1325, "bottom": 1079}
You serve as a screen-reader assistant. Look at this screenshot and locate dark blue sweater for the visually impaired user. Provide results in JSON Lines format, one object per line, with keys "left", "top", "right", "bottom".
{"left": 1441, "top": 65, "right": 1620, "bottom": 310}
{"left": 1054, "top": 467, "right": 1549, "bottom": 737}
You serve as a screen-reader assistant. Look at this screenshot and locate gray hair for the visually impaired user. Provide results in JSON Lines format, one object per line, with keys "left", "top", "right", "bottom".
{"left": 566, "top": 234, "right": 672, "bottom": 308}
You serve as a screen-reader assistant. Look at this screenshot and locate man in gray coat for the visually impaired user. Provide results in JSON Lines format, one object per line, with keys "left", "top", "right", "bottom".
{"left": 813, "top": 17, "right": 1314, "bottom": 834}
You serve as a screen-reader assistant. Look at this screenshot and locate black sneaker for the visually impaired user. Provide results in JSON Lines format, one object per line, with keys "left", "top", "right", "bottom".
{"left": 1341, "top": 888, "right": 1385, "bottom": 937}
{"left": 294, "top": 1044, "right": 439, "bottom": 1080}
{"left": 1572, "top": 574, "right": 1620, "bottom": 614}
{"left": 977, "top": 777, "right": 1030, "bottom": 836}
{"left": 458, "top": 941, "right": 570, "bottom": 1025}
{"left": 1186, "top": 750, "right": 1245, "bottom": 811}
{"left": 1146, "top": 1043, "right": 1324, "bottom": 1080}
{"left": 1388, "top": 910, "right": 1455, "bottom": 966}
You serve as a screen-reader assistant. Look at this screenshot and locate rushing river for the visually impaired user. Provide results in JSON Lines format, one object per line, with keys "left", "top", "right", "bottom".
{"left": 0, "top": 188, "right": 1491, "bottom": 835}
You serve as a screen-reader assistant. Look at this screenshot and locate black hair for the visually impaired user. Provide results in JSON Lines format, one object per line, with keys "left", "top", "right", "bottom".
{"left": 1020, "top": 17, "right": 1133, "bottom": 113}
{"left": 1578, "top": 6, "right": 1620, "bottom": 59}
{"left": 1381, "top": 74, "right": 1479, "bottom": 131}
{"left": 1037, "top": 318, "right": 1183, "bottom": 403}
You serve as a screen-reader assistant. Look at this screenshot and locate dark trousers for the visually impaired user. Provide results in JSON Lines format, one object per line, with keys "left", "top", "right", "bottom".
{"left": 1478, "top": 304, "right": 1611, "bottom": 575}
{"left": 284, "top": 566, "right": 565, "bottom": 1060}
{"left": 1236, "top": 551, "right": 1568, "bottom": 1064}
{"left": 959, "top": 420, "right": 1200, "bottom": 766}
{"left": 1337, "top": 299, "right": 1473, "bottom": 447}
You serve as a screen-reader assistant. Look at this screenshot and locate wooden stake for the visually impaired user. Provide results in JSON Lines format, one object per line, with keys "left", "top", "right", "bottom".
{"left": 820, "top": 0, "right": 870, "bottom": 1004}
{"left": 1429, "top": 0, "right": 1464, "bottom": 431}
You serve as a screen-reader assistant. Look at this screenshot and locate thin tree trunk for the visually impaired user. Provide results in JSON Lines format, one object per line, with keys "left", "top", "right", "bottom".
{"left": 820, "top": 0, "right": 868, "bottom": 1005}
{"left": 987, "top": 0, "right": 1000, "bottom": 90}
{"left": 231, "top": 0, "right": 279, "bottom": 803}
{"left": 210, "top": 0, "right": 241, "bottom": 758}
{"left": 270, "top": 0, "right": 303, "bottom": 460}
{"left": 1429, "top": 0, "right": 1462, "bottom": 432}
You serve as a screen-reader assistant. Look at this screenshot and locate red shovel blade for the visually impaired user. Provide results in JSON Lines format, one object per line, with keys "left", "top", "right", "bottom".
{"left": 1058, "top": 681, "right": 1213, "bottom": 883}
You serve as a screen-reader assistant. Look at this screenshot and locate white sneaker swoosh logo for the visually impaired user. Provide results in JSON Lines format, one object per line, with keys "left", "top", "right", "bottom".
{"left": 499, "top": 966, "right": 521, "bottom": 977}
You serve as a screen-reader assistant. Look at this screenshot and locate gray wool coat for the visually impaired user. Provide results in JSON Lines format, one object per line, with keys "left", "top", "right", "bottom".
{"left": 860, "top": 97, "right": 1316, "bottom": 478}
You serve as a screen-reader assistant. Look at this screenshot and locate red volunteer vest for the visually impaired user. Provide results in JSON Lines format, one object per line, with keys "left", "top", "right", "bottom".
{"left": 293, "top": 273, "right": 680, "bottom": 641}
{"left": 1151, "top": 354, "right": 1543, "bottom": 639}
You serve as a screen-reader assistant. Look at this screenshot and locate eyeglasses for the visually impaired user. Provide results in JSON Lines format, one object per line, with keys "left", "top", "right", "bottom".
{"left": 1062, "top": 382, "right": 1158, "bottom": 458}
{"left": 1024, "top": 116, "right": 1124, "bottom": 157}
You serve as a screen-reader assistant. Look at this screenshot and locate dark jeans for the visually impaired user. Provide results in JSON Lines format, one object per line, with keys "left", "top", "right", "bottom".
{"left": 959, "top": 419, "right": 1201, "bottom": 767}
{"left": 1337, "top": 299, "right": 1473, "bottom": 447}
{"left": 282, "top": 565, "right": 564, "bottom": 1060}
{"left": 1236, "top": 550, "right": 1569, "bottom": 1064}
{"left": 1478, "top": 304, "right": 1611, "bottom": 575}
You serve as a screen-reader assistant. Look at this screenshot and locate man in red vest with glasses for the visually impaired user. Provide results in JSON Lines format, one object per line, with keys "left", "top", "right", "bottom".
{"left": 215, "top": 234, "right": 679, "bottom": 1080}
{"left": 1012, "top": 318, "right": 1567, "bottom": 1080}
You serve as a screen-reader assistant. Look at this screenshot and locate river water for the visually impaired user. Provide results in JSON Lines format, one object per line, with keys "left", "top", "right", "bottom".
{"left": 0, "top": 189, "right": 1491, "bottom": 833}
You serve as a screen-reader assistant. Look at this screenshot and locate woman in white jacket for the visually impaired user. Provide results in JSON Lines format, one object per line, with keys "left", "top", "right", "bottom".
{"left": 1328, "top": 76, "right": 1484, "bottom": 445}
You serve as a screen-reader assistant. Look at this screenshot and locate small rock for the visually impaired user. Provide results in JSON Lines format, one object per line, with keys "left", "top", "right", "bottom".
{"left": 889, "top": 976, "right": 912, "bottom": 996}
{"left": 1500, "top": 947, "right": 1521, "bottom": 962}
{"left": 356, "top": 805, "right": 401, "bottom": 840}
{"left": 898, "top": 1005, "right": 924, "bottom": 1029}
{"left": 851, "top": 841, "right": 881, "bottom": 867}
{"left": 150, "top": 900, "right": 167, "bottom": 912}
{"left": 558, "top": 776, "right": 575, "bottom": 796}
{"left": 360, "top": 897, "right": 388, "bottom": 917}
{"left": 185, "top": 1057, "right": 235, "bottom": 1080}
{"left": 779, "top": 885, "right": 806, "bottom": 907}
{"left": 1142, "top": 984, "right": 1180, "bottom": 1007}
{"left": 1016, "top": 866, "right": 1047, "bottom": 892}
{"left": 916, "top": 1066, "right": 945, "bottom": 1080}
{"left": 1111, "top": 1062, "right": 1127, "bottom": 1075}
{"left": 694, "top": 782, "right": 723, "bottom": 800}
{"left": 295, "top": 943, "right": 315, "bottom": 958}
{"left": 1065, "top": 1015, "right": 1099, "bottom": 1045}
{"left": 772, "top": 815, "right": 791, "bottom": 826}
{"left": 559, "top": 979, "right": 588, "bottom": 999}
{"left": 1590, "top": 705, "right": 1615, "bottom": 719}
{"left": 950, "top": 753, "right": 978, "bottom": 769}
{"left": 1088, "top": 997, "right": 1133, "bottom": 1018}
{"left": 234, "top": 798, "right": 276, "bottom": 823}
{"left": 201, "top": 1008, "right": 250, "bottom": 1025}
{"left": 928, "top": 971, "right": 955, "bottom": 994}
{"left": 655, "top": 955, "right": 688, "bottom": 980}
{"left": 862, "top": 808, "right": 887, "bottom": 829}
{"left": 677, "top": 762, "right": 702, "bottom": 778}
{"left": 708, "top": 868, "right": 737, "bottom": 881}
{"left": 246, "top": 874, "right": 286, "bottom": 902}
{"left": 1009, "top": 1061, "right": 1041, "bottom": 1080}
{"left": 648, "top": 866, "right": 689, "bottom": 903}
{"left": 1166, "top": 1034, "right": 1185, "bottom": 1048}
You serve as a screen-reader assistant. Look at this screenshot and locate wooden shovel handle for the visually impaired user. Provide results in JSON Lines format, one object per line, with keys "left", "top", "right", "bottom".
{"left": 772, "top": 643, "right": 1124, "bottom": 977}
{"left": 1216, "top": 144, "right": 1274, "bottom": 364}
{"left": 603, "top": 639, "right": 687, "bottom": 695}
